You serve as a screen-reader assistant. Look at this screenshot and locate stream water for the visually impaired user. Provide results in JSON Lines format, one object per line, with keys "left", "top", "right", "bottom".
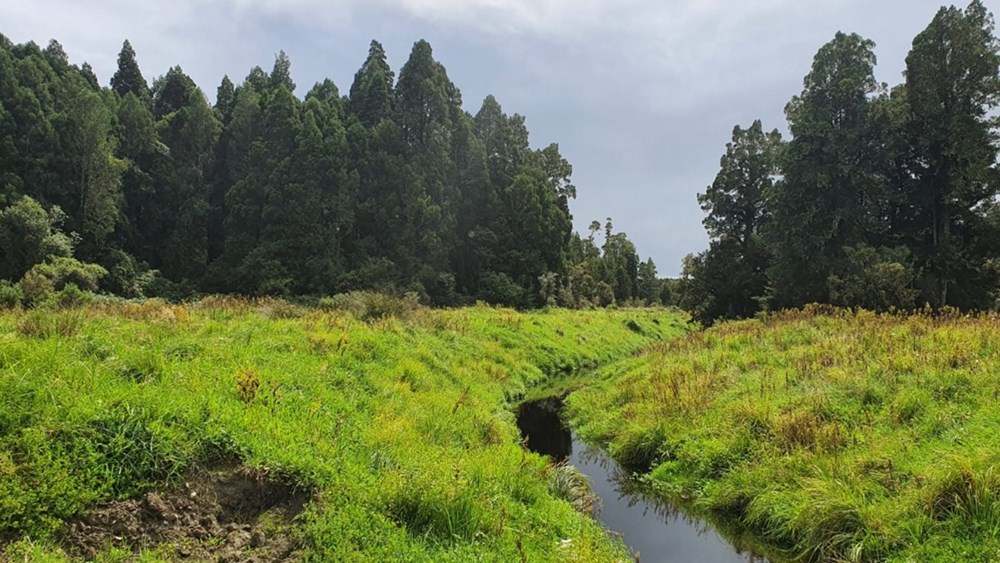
{"left": 516, "top": 399, "right": 767, "bottom": 563}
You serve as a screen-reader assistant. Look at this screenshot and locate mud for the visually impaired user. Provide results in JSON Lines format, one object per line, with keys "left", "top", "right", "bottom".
{"left": 60, "top": 461, "right": 311, "bottom": 562}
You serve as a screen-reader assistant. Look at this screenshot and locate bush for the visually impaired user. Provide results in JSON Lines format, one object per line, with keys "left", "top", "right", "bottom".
{"left": 18, "top": 267, "right": 54, "bottom": 306}
{"left": 828, "top": 245, "right": 919, "bottom": 311}
{"left": 479, "top": 271, "right": 528, "bottom": 308}
{"left": 0, "top": 279, "right": 22, "bottom": 308}
{"left": 145, "top": 276, "right": 198, "bottom": 301}
{"left": 20, "top": 257, "right": 107, "bottom": 306}
{"left": 319, "top": 291, "right": 421, "bottom": 322}
{"left": 50, "top": 283, "right": 95, "bottom": 309}
{"left": 104, "top": 250, "right": 159, "bottom": 298}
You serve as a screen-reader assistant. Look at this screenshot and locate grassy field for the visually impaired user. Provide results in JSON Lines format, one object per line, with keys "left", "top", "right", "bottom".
{"left": 0, "top": 297, "right": 689, "bottom": 561}
{"left": 566, "top": 306, "right": 1000, "bottom": 562}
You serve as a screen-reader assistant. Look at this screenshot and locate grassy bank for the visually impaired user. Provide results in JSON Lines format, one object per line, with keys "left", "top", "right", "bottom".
{"left": 0, "top": 298, "right": 689, "bottom": 561}
{"left": 566, "top": 307, "right": 1000, "bottom": 562}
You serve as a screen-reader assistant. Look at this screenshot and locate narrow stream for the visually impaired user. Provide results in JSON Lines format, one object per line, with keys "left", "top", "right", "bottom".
{"left": 516, "top": 399, "right": 767, "bottom": 563}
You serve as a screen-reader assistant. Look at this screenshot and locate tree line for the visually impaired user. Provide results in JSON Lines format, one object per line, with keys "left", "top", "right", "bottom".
{"left": 679, "top": 0, "right": 1000, "bottom": 324}
{"left": 0, "top": 35, "right": 667, "bottom": 308}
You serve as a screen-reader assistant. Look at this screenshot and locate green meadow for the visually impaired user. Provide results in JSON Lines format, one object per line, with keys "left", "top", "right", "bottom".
{"left": 9, "top": 299, "right": 1000, "bottom": 562}
{"left": 0, "top": 298, "right": 689, "bottom": 561}
{"left": 567, "top": 307, "right": 1000, "bottom": 562}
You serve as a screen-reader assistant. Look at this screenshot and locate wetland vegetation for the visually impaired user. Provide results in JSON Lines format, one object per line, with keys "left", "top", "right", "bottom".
{"left": 0, "top": 298, "right": 689, "bottom": 561}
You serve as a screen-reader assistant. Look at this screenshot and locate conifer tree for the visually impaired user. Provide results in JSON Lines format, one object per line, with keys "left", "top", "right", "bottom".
{"left": 348, "top": 40, "right": 394, "bottom": 128}
{"left": 110, "top": 40, "right": 148, "bottom": 100}
{"left": 905, "top": 0, "right": 1000, "bottom": 307}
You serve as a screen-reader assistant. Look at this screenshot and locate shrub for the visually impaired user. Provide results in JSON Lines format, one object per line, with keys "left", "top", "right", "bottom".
{"left": 18, "top": 267, "right": 54, "bottom": 306}
{"left": 828, "top": 245, "right": 919, "bottom": 311}
{"left": 50, "top": 283, "right": 95, "bottom": 309}
{"left": 104, "top": 250, "right": 159, "bottom": 298}
{"left": 0, "top": 279, "right": 22, "bottom": 308}
{"left": 319, "top": 291, "right": 421, "bottom": 322}
{"left": 20, "top": 257, "right": 107, "bottom": 306}
{"left": 479, "top": 271, "right": 528, "bottom": 308}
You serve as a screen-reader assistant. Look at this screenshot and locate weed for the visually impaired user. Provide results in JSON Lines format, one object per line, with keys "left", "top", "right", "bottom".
{"left": 548, "top": 462, "right": 599, "bottom": 514}
{"left": 15, "top": 310, "right": 83, "bottom": 338}
{"left": 235, "top": 369, "right": 261, "bottom": 404}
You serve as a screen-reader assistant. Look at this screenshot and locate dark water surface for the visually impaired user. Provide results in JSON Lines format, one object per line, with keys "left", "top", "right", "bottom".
{"left": 516, "top": 400, "right": 766, "bottom": 563}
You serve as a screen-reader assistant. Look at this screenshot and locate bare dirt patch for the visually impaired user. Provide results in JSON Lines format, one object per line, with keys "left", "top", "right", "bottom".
{"left": 61, "top": 461, "right": 311, "bottom": 562}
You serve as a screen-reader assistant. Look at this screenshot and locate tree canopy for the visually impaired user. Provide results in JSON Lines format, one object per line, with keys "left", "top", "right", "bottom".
{"left": 0, "top": 33, "right": 661, "bottom": 308}
{"left": 681, "top": 0, "right": 1000, "bottom": 324}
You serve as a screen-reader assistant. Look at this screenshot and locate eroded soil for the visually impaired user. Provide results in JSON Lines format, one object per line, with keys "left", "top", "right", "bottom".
{"left": 60, "top": 461, "right": 311, "bottom": 562}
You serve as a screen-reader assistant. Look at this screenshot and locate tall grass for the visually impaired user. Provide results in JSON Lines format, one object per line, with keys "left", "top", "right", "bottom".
{"left": 567, "top": 308, "right": 1000, "bottom": 562}
{"left": 0, "top": 299, "right": 689, "bottom": 561}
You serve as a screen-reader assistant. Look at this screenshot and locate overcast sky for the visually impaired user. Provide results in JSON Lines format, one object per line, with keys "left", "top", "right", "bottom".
{"left": 2, "top": 0, "right": 966, "bottom": 275}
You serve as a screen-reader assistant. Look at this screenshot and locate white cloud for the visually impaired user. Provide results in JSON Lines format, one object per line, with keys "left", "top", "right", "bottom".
{"left": 0, "top": 0, "right": 868, "bottom": 113}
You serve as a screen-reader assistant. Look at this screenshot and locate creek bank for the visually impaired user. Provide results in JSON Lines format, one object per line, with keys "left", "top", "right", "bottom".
{"left": 517, "top": 398, "right": 766, "bottom": 563}
{"left": 61, "top": 461, "right": 310, "bottom": 562}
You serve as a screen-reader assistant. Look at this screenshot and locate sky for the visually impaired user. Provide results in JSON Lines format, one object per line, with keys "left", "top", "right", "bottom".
{"left": 0, "top": 0, "right": 967, "bottom": 275}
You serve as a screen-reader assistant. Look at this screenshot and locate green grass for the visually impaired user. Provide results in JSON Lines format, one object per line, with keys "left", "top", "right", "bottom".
{"left": 0, "top": 297, "right": 689, "bottom": 561}
{"left": 566, "top": 306, "right": 1000, "bottom": 562}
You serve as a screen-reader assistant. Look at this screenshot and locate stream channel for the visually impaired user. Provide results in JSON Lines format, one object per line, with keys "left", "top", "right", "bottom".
{"left": 516, "top": 398, "right": 768, "bottom": 563}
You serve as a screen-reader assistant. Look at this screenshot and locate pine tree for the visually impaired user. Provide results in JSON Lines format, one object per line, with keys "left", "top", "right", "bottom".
{"left": 765, "top": 32, "right": 885, "bottom": 308}
{"left": 348, "top": 40, "right": 394, "bottom": 128}
{"left": 215, "top": 75, "right": 236, "bottom": 123}
{"left": 905, "top": 0, "right": 1000, "bottom": 307}
{"left": 270, "top": 51, "right": 295, "bottom": 93}
{"left": 687, "top": 120, "right": 781, "bottom": 322}
{"left": 152, "top": 66, "right": 197, "bottom": 119}
{"left": 393, "top": 40, "right": 464, "bottom": 300}
{"left": 110, "top": 40, "right": 149, "bottom": 100}
{"left": 156, "top": 87, "right": 220, "bottom": 281}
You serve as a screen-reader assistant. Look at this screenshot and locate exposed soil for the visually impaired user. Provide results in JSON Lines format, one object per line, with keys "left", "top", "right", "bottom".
{"left": 60, "top": 461, "right": 311, "bottom": 562}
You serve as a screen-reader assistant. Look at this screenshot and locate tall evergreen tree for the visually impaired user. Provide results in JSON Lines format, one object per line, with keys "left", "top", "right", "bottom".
{"left": 905, "top": 0, "right": 1000, "bottom": 307}
{"left": 156, "top": 87, "right": 220, "bottom": 281}
{"left": 52, "top": 75, "right": 125, "bottom": 259}
{"left": 79, "top": 62, "right": 99, "bottom": 90}
{"left": 765, "top": 32, "right": 885, "bottom": 309}
{"left": 450, "top": 113, "right": 491, "bottom": 295}
{"left": 110, "top": 40, "right": 148, "bottom": 100}
{"left": 114, "top": 91, "right": 162, "bottom": 263}
{"left": 687, "top": 120, "right": 781, "bottom": 323}
{"left": 348, "top": 40, "right": 394, "bottom": 128}
{"left": 151, "top": 66, "right": 197, "bottom": 120}
{"left": 211, "top": 83, "right": 266, "bottom": 292}
{"left": 270, "top": 50, "right": 295, "bottom": 93}
{"left": 214, "top": 75, "right": 236, "bottom": 123}
{"left": 392, "top": 40, "right": 465, "bottom": 300}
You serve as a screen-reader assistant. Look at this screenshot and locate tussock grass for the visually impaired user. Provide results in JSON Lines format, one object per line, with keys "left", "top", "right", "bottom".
{"left": 567, "top": 307, "right": 1000, "bottom": 561}
{"left": 0, "top": 299, "right": 688, "bottom": 561}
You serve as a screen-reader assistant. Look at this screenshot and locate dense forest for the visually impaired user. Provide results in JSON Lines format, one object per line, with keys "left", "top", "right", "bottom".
{"left": 0, "top": 35, "right": 664, "bottom": 308}
{"left": 679, "top": 0, "right": 1000, "bottom": 324}
{"left": 3, "top": 0, "right": 998, "bottom": 321}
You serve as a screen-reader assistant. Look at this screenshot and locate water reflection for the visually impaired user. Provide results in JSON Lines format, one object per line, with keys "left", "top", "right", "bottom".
{"left": 516, "top": 399, "right": 768, "bottom": 563}
{"left": 515, "top": 398, "right": 572, "bottom": 459}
